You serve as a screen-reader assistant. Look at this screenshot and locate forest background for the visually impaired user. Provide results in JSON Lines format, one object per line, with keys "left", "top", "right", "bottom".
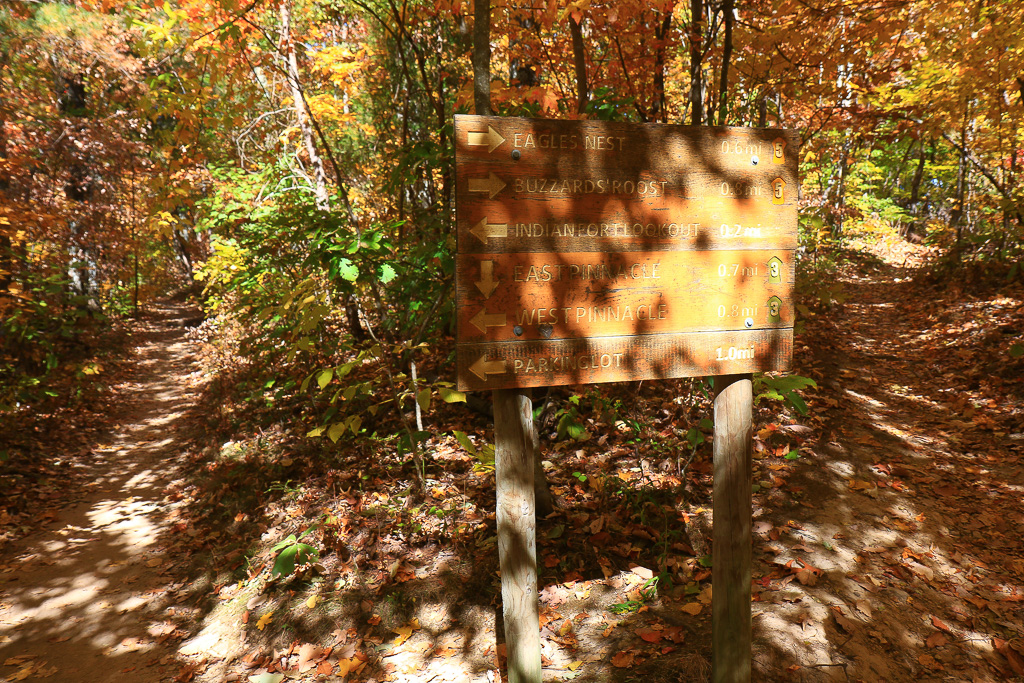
{"left": 2, "top": 0, "right": 1022, "bottom": 426}
{"left": 0, "top": 0, "right": 1023, "bottom": 677}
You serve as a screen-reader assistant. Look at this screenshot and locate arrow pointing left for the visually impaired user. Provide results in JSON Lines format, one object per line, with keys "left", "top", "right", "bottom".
{"left": 466, "top": 125, "right": 506, "bottom": 153}
{"left": 469, "top": 355, "right": 506, "bottom": 381}
{"left": 468, "top": 172, "right": 507, "bottom": 199}
{"left": 469, "top": 308, "right": 507, "bottom": 334}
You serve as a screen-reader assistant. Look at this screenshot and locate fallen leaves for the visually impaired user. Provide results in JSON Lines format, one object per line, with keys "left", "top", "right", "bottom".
{"left": 255, "top": 612, "right": 273, "bottom": 631}
{"left": 610, "top": 651, "right": 635, "bottom": 668}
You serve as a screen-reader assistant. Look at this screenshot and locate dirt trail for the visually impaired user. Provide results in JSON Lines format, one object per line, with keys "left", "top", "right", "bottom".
{"left": 0, "top": 303, "right": 204, "bottom": 682}
{"left": 752, "top": 249, "right": 1024, "bottom": 681}
{"left": 0, "top": 255, "right": 1021, "bottom": 683}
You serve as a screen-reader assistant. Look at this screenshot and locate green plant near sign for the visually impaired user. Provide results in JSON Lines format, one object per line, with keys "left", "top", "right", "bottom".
{"left": 753, "top": 374, "right": 818, "bottom": 416}
{"left": 270, "top": 525, "right": 319, "bottom": 579}
{"left": 453, "top": 430, "right": 495, "bottom": 472}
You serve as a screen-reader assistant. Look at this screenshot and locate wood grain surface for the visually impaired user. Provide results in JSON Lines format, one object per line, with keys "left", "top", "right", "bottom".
{"left": 455, "top": 328, "right": 792, "bottom": 391}
{"left": 453, "top": 115, "right": 798, "bottom": 389}
{"left": 455, "top": 250, "right": 794, "bottom": 342}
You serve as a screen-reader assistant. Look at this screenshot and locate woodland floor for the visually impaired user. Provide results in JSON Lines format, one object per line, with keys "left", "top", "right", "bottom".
{"left": 1, "top": 238, "right": 1023, "bottom": 683}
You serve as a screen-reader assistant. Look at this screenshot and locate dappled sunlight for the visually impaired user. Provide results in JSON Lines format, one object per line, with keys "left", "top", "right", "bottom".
{"left": 0, "top": 304, "right": 203, "bottom": 682}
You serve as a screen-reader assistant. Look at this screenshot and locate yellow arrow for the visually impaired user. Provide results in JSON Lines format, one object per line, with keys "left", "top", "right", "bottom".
{"left": 466, "top": 125, "right": 506, "bottom": 153}
{"left": 469, "top": 355, "right": 506, "bottom": 381}
{"left": 468, "top": 172, "right": 506, "bottom": 199}
{"left": 475, "top": 260, "right": 500, "bottom": 299}
{"left": 469, "top": 217, "right": 508, "bottom": 244}
{"left": 469, "top": 308, "right": 507, "bottom": 334}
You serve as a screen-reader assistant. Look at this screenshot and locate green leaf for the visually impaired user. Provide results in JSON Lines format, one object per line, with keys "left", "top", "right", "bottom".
{"left": 379, "top": 263, "right": 397, "bottom": 283}
{"left": 347, "top": 415, "right": 362, "bottom": 435}
{"left": 784, "top": 450, "right": 801, "bottom": 460}
{"left": 327, "top": 422, "right": 346, "bottom": 443}
{"left": 416, "top": 388, "right": 431, "bottom": 412}
{"left": 271, "top": 542, "right": 318, "bottom": 578}
{"left": 453, "top": 430, "right": 477, "bottom": 456}
{"left": 438, "top": 386, "right": 467, "bottom": 403}
{"left": 271, "top": 534, "right": 298, "bottom": 553}
{"left": 338, "top": 258, "right": 359, "bottom": 282}
{"left": 787, "top": 393, "right": 809, "bottom": 416}
{"left": 1011, "top": 343, "right": 1024, "bottom": 359}
{"left": 317, "top": 369, "right": 334, "bottom": 389}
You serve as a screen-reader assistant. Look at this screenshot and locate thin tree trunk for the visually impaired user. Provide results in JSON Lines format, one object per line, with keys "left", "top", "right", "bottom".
{"left": 689, "top": 0, "right": 703, "bottom": 126}
{"left": 568, "top": 15, "right": 588, "bottom": 115}
{"left": 717, "top": 0, "right": 734, "bottom": 127}
{"left": 472, "top": 0, "right": 492, "bottom": 116}
{"left": 950, "top": 116, "right": 969, "bottom": 262}
{"left": 652, "top": 13, "right": 671, "bottom": 123}
{"left": 280, "top": 0, "right": 330, "bottom": 211}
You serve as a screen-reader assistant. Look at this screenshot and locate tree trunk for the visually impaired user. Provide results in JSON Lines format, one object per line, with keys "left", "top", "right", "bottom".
{"left": 568, "top": 15, "right": 588, "bottom": 115}
{"left": 280, "top": 0, "right": 331, "bottom": 211}
{"left": 950, "top": 118, "right": 969, "bottom": 262}
{"left": 472, "top": 0, "right": 492, "bottom": 116}
{"left": 652, "top": 13, "right": 671, "bottom": 123}
{"left": 689, "top": 0, "right": 703, "bottom": 126}
{"left": 717, "top": 0, "right": 734, "bottom": 127}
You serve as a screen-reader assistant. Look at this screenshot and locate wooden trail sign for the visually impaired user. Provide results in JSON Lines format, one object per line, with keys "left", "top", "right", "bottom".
{"left": 456, "top": 114, "right": 798, "bottom": 683}
{"left": 454, "top": 115, "right": 798, "bottom": 391}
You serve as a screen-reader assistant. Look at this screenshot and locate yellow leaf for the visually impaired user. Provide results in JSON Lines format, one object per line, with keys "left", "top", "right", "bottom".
{"left": 568, "top": 660, "right": 583, "bottom": 671}
{"left": 336, "top": 658, "right": 354, "bottom": 677}
{"left": 681, "top": 602, "right": 703, "bottom": 615}
{"left": 256, "top": 612, "right": 273, "bottom": 630}
{"left": 306, "top": 595, "right": 318, "bottom": 609}
{"left": 393, "top": 626, "right": 413, "bottom": 646}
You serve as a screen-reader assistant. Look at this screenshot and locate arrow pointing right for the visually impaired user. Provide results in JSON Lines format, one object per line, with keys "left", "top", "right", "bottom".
{"left": 466, "top": 125, "right": 506, "bottom": 153}
{"left": 468, "top": 172, "right": 507, "bottom": 199}
{"left": 469, "top": 355, "right": 506, "bottom": 381}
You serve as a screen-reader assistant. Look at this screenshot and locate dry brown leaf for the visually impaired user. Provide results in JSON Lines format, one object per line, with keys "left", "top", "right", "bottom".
{"left": 611, "top": 651, "right": 635, "bottom": 668}
{"left": 296, "top": 643, "right": 318, "bottom": 673}
{"left": 630, "top": 565, "right": 654, "bottom": 580}
{"left": 681, "top": 603, "right": 703, "bottom": 616}
{"left": 994, "top": 639, "right": 1024, "bottom": 675}
{"left": 636, "top": 628, "right": 662, "bottom": 643}
{"left": 925, "top": 632, "right": 949, "bottom": 648}
{"left": 931, "top": 616, "right": 951, "bottom": 632}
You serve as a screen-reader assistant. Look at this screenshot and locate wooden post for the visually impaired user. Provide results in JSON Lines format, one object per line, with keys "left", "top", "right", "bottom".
{"left": 494, "top": 388, "right": 542, "bottom": 683}
{"left": 712, "top": 374, "right": 753, "bottom": 683}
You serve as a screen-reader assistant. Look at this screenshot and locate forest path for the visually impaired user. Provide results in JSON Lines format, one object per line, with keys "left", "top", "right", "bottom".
{"left": 0, "top": 302, "right": 205, "bottom": 682}
{"left": 752, "top": 243, "right": 1024, "bottom": 681}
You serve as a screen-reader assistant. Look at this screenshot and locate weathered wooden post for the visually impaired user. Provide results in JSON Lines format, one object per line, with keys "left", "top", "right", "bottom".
{"left": 493, "top": 389, "right": 542, "bottom": 682}
{"left": 452, "top": 115, "right": 796, "bottom": 683}
{"left": 713, "top": 373, "right": 753, "bottom": 682}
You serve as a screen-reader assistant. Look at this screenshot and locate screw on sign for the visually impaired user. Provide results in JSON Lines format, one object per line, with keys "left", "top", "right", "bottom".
{"left": 454, "top": 115, "right": 798, "bottom": 683}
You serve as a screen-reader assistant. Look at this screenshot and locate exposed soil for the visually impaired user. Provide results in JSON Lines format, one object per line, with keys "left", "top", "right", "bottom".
{"left": 0, "top": 303, "right": 206, "bottom": 681}
{"left": 0, "top": 242, "right": 1022, "bottom": 683}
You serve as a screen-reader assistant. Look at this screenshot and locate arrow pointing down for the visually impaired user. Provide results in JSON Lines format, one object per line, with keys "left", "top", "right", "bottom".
{"left": 466, "top": 125, "right": 506, "bottom": 153}
{"left": 469, "top": 355, "right": 506, "bottom": 381}
{"left": 468, "top": 172, "right": 506, "bottom": 199}
{"left": 475, "top": 260, "right": 499, "bottom": 299}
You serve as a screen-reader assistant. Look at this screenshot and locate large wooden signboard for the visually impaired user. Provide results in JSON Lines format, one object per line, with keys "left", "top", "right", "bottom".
{"left": 454, "top": 116, "right": 798, "bottom": 391}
